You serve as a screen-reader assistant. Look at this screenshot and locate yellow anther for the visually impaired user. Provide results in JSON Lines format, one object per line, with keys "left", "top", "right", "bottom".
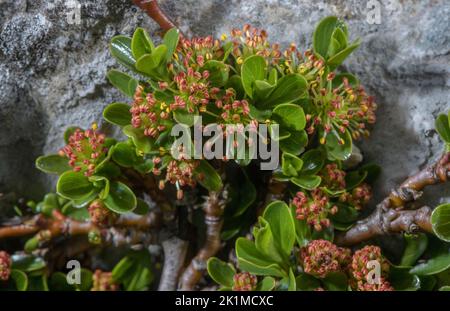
{"left": 166, "top": 107, "right": 170, "bottom": 113}
{"left": 220, "top": 33, "right": 227, "bottom": 41}
{"left": 237, "top": 57, "right": 243, "bottom": 64}
{"left": 91, "top": 123, "right": 98, "bottom": 130}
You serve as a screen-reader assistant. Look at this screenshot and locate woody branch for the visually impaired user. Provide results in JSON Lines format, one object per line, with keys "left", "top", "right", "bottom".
{"left": 336, "top": 152, "right": 450, "bottom": 246}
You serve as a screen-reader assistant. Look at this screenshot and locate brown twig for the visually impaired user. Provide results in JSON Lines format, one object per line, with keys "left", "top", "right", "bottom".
{"left": 0, "top": 209, "right": 161, "bottom": 241}
{"left": 179, "top": 189, "right": 227, "bottom": 290}
{"left": 335, "top": 205, "right": 433, "bottom": 246}
{"left": 132, "top": 0, "right": 178, "bottom": 33}
{"left": 387, "top": 152, "right": 450, "bottom": 208}
{"left": 336, "top": 152, "right": 450, "bottom": 246}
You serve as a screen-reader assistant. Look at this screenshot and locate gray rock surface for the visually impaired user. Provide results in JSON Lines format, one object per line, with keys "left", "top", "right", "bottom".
{"left": 0, "top": 0, "right": 449, "bottom": 207}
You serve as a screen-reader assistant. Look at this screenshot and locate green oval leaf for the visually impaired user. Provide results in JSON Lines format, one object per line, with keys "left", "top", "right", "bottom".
{"left": 431, "top": 203, "right": 450, "bottom": 242}
{"left": 195, "top": 160, "right": 223, "bottom": 192}
{"left": 103, "top": 103, "right": 132, "bottom": 127}
{"left": 235, "top": 238, "right": 285, "bottom": 277}
{"left": 136, "top": 45, "right": 168, "bottom": 73}
{"left": 123, "top": 125, "right": 153, "bottom": 154}
{"left": 107, "top": 69, "right": 138, "bottom": 98}
{"left": 263, "top": 201, "right": 296, "bottom": 260}
{"left": 261, "top": 74, "right": 308, "bottom": 109}
{"left": 112, "top": 142, "right": 138, "bottom": 167}
{"left": 110, "top": 35, "right": 136, "bottom": 70}
{"left": 291, "top": 175, "right": 322, "bottom": 190}
{"left": 410, "top": 253, "right": 450, "bottom": 276}
{"left": 256, "top": 276, "right": 276, "bottom": 291}
{"left": 282, "top": 152, "right": 303, "bottom": 177}
{"left": 10, "top": 269, "right": 28, "bottom": 291}
{"left": 327, "top": 40, "right": 360, "bottom": 71}
{"left": 163, "top": 28, "right": 180, "bottom": 62}
{"left": 400, "top": 233, "right": 429, "bottom": 267}
{"left": 325, "top": 128, "right": 352, "bottom": 161}
{"left": 301, "top": 149, "right": 325, "bottom": 175}
{"left": 11, "top": 254, "right": 46, "bottom": 272}
{"left": 435, "top": 114, "right": 450, "bottom": 143}
{"left": 57, "top": 171, "right": 94, "bottom": 200}
{"left": 273, "top": 103, "right": 306, "bottom": 131}
{"left": 241, "top": 55, "right": 266, "bottom": 98}
{"left": 104, "top": 181, "right": 137, "bottom": 213}
{"left": 36, "top": 154, "right": 71, "bottom": 175}
{"left": 207, "top": 257, "right": 235, "bottom": 288}
{"left": 131, "top": 27, "right": 154, "bottom": 60}
{"left": 279, "top": 130, "right": 308, "bottom": 155}
{"left": 313, "top": 16, "right": 339, "bottom": 58}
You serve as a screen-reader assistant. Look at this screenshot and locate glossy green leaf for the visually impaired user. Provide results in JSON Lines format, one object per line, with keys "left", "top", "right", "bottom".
{"left": 123, "top": 125, "right": 153, "bottom": 154}
{"left": 110, "top": 35, "right": 136, "bottom": 70}
{"left": 103, "top": 103, "right": 131, "bottom": 127}
{"left": 241, "top": 55, "right": 266, "bottom": 98}
{"left": 253, "top": 80, "right": 275, "bottom": 102}
{"left": 254, "top": 218, "right": 284, "bottom": 263}
{"left": 272, "top": 103, "right": 306, "bottom": 131}
{"left": 435, "top": 114, "right": 450, "bottom": 143}
{"left": 401, "top": 233, "right": 429, "bottom": 267}
{"left": 291, "top": 175, "right": 322, "bottom": 190}
{"left": 282, "top": 152, "right": 303, "bottom": 177}
{"left": 235, "top": 238, "right": 285, "bottom": 277}
{"left": 104, "top": 181, "right": 137, "bottom": 213}
{"left": 301, "top": 149, "right": 325, "bottom": 175}
{"left": 136, "top": 45, "right": 168, "bottom": 73}
{"left": 57, "top": 171, "right": 94, "bottom": 200}
{"left": 256, "top": 276, "right": 276, "bottom": 291}
{"left": 261, "top": 74, "right": 308, "bottom": 109}
{"left": 112, "top": 142, "right": 138, "bottom": 167}
{"left": 288, "top": 268, "right": 297, "bottom": 291}
{"left": 131, "top": 27, "right": 154, "bottom": 59}
{"left": 390, "top": 266, "right": 421, "bottom": 291}
{"left": 163, "top": 28, "right": 180, "bottom": 61}
{"left": 11, "top": 254, "right": 46, "bottom": 272}
{"left": 325, "top": 129, "right": 352, "bottom": 161}
{"left": 290, "top": 203, "right": 311, "bottom": 247}
{"left": 195, "top": 160, "right": 223, "bottom": 192}
{"left": 107, "top": 69, "right": 138, "bottom": 98}
{"left": 431, "top": 203, "right": 450, "bottom": 242}
{"left": 263, "top": 201, "right": 296, "bottom": 260}
{"left": 345, "top": 169, "right": 367, "bottom": 190}
{"left": 410, "top": 252, "right": 450, "bottom": 276}
{"left": 226, "top": 170, "right": 256, "bottom": 218}
{"left": 112, "top": 256, "right": 135, "bottom": 282}
{"left": 313, "top": 16, "right": 338, "bottom": 58}
{"left": 36, "top": 154, "right": 71, "bottom": 175}
{"left": 207, "top": 257, "right": 235, "bottom": 288}
{"left": 279, "top": 130, "right": 308, "bottom": 155}
{"left": 10, "top": 269, "right": 28, "bottom": 291}
{"left": 327, "top": 40, "right": 360, "bottom": 70}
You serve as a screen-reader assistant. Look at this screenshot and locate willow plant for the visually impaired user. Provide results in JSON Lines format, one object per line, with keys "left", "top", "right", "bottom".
{"left": 0, "top": 0, "right": 449, "bottom": 292}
